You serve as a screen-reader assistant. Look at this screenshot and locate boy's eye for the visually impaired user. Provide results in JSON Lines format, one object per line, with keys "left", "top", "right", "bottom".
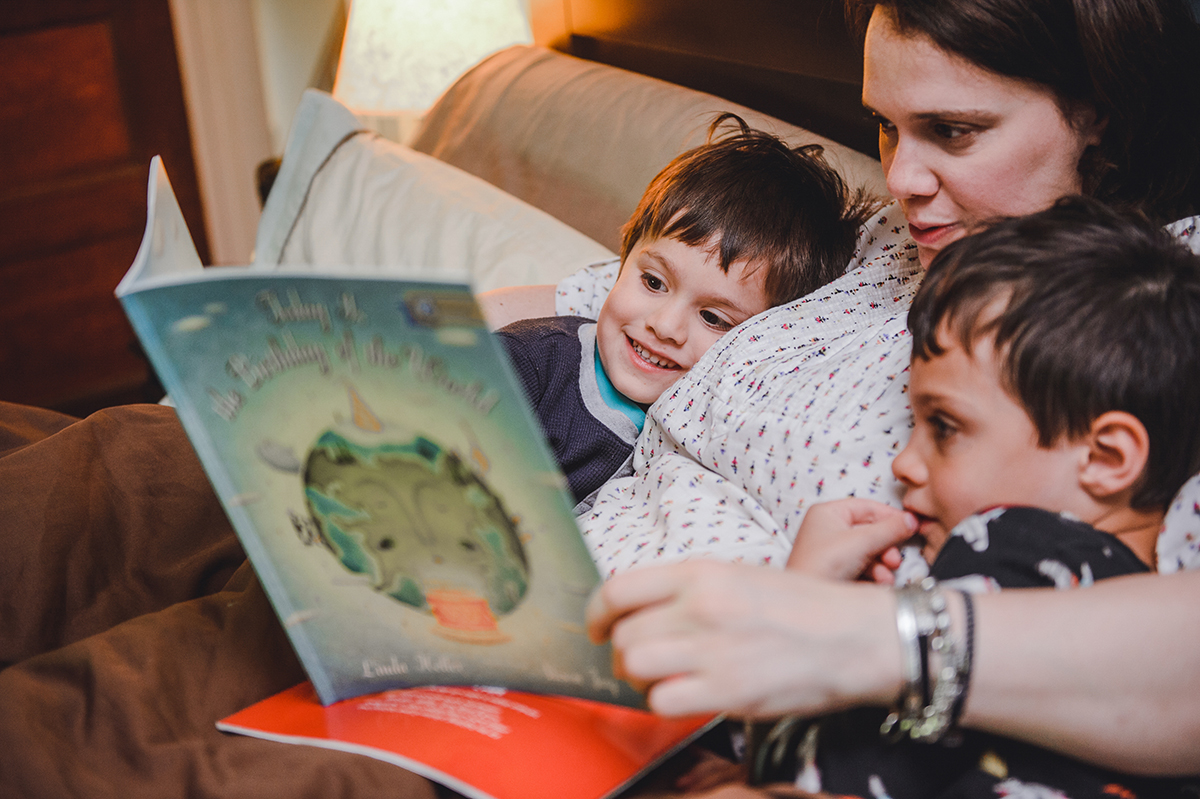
{"left": 641, "top": 273, "right": 665, "bottom": 292}
{"left": 927, "top": 414, "right": 957, "bottom": 443}
{"left": 699, "top": 309, "right": 733, "bottom": 331}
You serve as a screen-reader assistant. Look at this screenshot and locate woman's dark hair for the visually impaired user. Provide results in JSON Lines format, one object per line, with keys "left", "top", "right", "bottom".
{"left": 845, "top": 0, "right": 1200, "bottom": 223}
{"left": 620, "top": 113, "right": 881, "bottom": 307}
{"left": 908, "top": 196, "right": 1200, "bottom": 509}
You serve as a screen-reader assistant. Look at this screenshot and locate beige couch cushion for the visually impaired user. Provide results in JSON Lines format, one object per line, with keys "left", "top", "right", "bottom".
{"left": 412, "top": 45, "right": 889, "bottom": 253}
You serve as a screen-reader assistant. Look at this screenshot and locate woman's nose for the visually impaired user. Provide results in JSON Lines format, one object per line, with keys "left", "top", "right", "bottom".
{"left": 883, "top": 138, "right": 939, "bottom": 200}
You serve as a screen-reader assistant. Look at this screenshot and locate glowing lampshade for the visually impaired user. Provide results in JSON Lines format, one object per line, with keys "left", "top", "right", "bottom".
{"left": 333, "top": 0, "right": 532, "bottom": 118}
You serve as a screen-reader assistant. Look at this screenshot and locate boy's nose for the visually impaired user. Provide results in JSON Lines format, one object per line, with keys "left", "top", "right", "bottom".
{"left": 891, "top": 440, "right": 925, "bottom": 487}
{"left": 645, "top": 302, "right": 687, "bottom": 345}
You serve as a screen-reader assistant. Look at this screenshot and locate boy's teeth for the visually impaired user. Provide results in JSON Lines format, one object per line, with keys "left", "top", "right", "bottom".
{"left": 632, "top": 341, "right": 678, "bottom": 368}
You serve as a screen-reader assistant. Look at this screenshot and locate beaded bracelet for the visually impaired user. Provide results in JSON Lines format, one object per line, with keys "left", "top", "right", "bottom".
{"left": 947, "top": 590, "right": 975, "bottom": 730}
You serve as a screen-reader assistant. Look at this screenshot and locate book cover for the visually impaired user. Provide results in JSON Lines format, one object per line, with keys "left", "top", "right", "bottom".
{"left": 117, "top": 158, "right": 642, "bottom": 707}
{"left": 218, "top": 682, "right": 719, "bottom": 799}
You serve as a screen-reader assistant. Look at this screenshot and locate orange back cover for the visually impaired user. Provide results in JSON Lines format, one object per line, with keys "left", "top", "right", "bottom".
{"left": 218, "top": 683, "right": 717, "bottom": 799}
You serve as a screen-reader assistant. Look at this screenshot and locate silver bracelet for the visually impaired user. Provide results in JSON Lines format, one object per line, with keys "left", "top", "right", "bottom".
{"left": 881, "top": 578, "right": 968, "bottom": 743}
{"left": 881, "top": 580, "right": 926, "bottom": 741}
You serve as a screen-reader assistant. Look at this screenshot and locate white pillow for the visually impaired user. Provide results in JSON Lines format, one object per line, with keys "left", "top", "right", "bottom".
{"left": 254, "top": 90, "right": 616, "bottom": 293}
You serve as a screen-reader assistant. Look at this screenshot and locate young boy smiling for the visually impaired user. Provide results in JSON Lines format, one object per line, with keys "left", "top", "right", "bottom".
{"left": 498, "top": 114, "right": 877, "bottom": 512}
{"left": 776, "top": 196, "right": 1200, "bottom": 799}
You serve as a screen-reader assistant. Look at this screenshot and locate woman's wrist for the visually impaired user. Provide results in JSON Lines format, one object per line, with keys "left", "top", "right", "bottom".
{"left": 816, "top": 579, "right": 907, "bottom": 712}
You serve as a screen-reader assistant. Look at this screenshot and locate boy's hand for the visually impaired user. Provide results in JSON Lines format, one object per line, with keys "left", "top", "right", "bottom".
{"left": 786, "top": 498, "right": 917, "bottom": 583}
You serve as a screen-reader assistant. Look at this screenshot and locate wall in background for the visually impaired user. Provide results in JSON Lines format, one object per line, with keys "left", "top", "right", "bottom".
{"left": 174, "top": 0, "right": 551, "bottom": 266}
{"left": 169, "top": 0, "right": 272, "bottom": 265}
{"left": 252, "top": 0, "right": 346, "bottom": 154}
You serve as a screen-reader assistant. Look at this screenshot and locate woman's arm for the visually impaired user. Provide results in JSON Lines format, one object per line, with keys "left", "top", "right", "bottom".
{"left": 588, "top": 563, "right": 1200, "bottom": 775}
{"left": 964, "top": 569, "right": 1200, "bottom": 775}
{"left": 476, "top": 284, "right": 556, "bottom": 329}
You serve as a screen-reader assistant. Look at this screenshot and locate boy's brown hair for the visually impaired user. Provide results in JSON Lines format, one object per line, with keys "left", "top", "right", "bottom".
{"left": 620, "top": 114, "right": 880, "bottom": 307}
{"left": 908, "top": 196, "right": 1200, "bottom": 509}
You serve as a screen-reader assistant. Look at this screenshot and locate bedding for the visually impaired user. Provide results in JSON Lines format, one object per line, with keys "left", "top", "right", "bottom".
{"left": 564, "top": 213, "right": 1200, "bottom": 576}
{"left": 0, "top": 43, "right": 883, "bottom": 798}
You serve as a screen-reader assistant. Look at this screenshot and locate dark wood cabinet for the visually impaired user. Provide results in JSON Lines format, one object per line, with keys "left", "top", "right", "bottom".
{"left": 0, "top": 0, "right": 208, "bottom": 416}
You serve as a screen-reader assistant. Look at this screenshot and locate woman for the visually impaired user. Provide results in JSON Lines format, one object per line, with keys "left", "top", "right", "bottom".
{"left": 2, "top": 0, "right": 1199, "bottom": 793}
{"left": 585, "top": 0, "right": 1200, "bottom": 780}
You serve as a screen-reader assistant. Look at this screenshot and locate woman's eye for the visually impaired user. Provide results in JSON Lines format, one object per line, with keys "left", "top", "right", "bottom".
{"left": 700, "top": 310, "right": 733, "bottom": 331}
{"left": 869, "top": 112, "right": 895, "bottom": 135}
{"left": 931, "top": 122, "right": 974, "bottom": 143}
{"left": 641, "top": 273, "right": 665, "bottom": 291}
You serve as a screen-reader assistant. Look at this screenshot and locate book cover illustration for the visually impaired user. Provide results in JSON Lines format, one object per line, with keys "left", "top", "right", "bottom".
{"left": 117, "top": 158, "right": 642, "bottom": 707}
{"left": 218, "top": 682, "right": 718, "bottom": 799}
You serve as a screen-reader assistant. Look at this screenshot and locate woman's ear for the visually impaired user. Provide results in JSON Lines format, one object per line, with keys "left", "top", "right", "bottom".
{"left": 1069, "top": 102, "right": 1108, "bottom": 148}
{"left": 1078, "top": 411, "right": 1150, "bottom": 500}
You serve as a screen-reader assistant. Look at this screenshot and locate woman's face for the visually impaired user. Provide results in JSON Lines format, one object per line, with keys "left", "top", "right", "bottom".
{"left": 862, "top": 6, "right": 1103, "bottom": 266}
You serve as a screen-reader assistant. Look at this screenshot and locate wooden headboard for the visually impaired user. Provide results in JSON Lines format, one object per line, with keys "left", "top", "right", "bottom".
{"left": 549, "top": 0, "right": 874, "bottom": 157}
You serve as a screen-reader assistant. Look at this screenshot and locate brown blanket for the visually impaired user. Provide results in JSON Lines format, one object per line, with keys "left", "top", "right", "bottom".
{"left": 0, "top": 402, "right": 440, "bottom": 798}
{"left": 0, "top": 401, "right": 796, "bottom": 799}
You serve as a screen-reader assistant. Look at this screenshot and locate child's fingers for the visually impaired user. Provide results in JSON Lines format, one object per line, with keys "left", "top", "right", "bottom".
{"left": 862, "top": 515, "right": 918, "bottom": 549}
{"left": 788, "top": 509, "right": 917, "bottom": 580}
{"left": 820, "top": 497, "right": 907, "bottom": 526}
{"left": 867, "top": 561, "right": 896, "bottom": 585}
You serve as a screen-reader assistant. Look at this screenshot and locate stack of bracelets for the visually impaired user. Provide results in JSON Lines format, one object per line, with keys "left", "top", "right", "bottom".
{"left": 747, "top": 577, "right": 977, "bottom": 786}
{"left": 881, "top": 576, "right": 976, "bottom": 743}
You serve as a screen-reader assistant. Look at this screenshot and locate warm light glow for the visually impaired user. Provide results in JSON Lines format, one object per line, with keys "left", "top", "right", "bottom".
{"left": 333, "top": 0, "right": 533, "bottom": 115}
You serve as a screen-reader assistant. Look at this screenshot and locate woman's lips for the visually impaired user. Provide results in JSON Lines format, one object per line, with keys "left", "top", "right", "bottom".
{"left": 907, "top": 221, "right": 958, "bottom": 250}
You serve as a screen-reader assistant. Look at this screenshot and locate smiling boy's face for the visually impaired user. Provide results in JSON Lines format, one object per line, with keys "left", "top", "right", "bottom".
{"left": 595, "top": 235, "right": 770, "bottom": 405}
{"left": 892, "top": 329, "right": 1088, "bottom": 562}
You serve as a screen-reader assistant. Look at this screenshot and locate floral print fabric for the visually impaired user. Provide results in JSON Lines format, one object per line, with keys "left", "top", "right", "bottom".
{"left": 555, "top": 204, "right": 1200, "bottom": 575}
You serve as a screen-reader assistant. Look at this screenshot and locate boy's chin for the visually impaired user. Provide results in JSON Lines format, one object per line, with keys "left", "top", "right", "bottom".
{"left": 913, "top": 520, "right": 951, "bottom": 563}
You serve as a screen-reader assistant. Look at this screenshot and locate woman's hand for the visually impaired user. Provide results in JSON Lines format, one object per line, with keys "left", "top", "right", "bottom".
{"left": 785, "top": 498, "right": 917, "bottom": 583}
{"left": 586, "top": 561, "right": 901, "bottom": 718}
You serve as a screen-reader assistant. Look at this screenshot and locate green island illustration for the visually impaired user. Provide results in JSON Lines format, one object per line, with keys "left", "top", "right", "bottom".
{"left": 302, "top": 388, "right": 529, "bottom": 644}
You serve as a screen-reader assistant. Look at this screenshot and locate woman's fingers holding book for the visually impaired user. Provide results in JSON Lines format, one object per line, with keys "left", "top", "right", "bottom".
{"left": 591, "top": 562, "right": 904, "bottom": 718}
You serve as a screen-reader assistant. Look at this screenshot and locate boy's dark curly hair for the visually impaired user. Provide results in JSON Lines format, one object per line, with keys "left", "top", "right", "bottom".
{"left": 620, "top": 113, "right": 881, "bottom": 307}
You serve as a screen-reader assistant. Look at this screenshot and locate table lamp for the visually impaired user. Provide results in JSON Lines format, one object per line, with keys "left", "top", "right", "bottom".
{"left": 332, "top": 0, "right": 533, "bottom": 144}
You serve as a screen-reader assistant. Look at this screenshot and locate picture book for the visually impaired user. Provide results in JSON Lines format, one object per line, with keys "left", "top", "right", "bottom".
{"left": 217, "top": 682, "right": 720, "bottom": 799}
{"left": 117, "top": 158, "right": 643, "bottom": 708}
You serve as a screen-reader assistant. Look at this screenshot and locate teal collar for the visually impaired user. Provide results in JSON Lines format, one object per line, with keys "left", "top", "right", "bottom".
{"left": 593, "top": 348, "right": 645, "bottom": 433}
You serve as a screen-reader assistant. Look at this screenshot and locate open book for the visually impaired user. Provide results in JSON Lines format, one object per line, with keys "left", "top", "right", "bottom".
{"left": 116, "top": 158, "right": 645, "bottom": 709}
{"left": 217, "top": 682, "right": 719, "bottom": 799}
